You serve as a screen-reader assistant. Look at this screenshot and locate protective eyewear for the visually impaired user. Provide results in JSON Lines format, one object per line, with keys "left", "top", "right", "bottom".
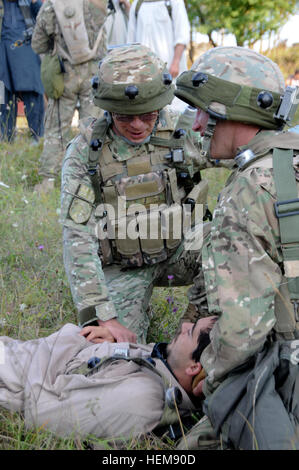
{"left": 112, "top": 112, "right": 158, "bottom": 123}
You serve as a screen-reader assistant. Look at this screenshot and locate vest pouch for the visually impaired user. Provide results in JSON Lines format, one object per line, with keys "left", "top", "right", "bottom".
{"left": 41, "top": 54, "right": 65, "bottom": 99}
{"left": 161, "top": 203, "right": 182, "bottom": 250}
{"left": 68, "top": 183, "right": 95, "bottom": 224}
{"left": 137, "top": 210, "right": 167, "bottom": 264}
{"left": 115, "top": 172, "right": 165, "bottom": 201}
{"left": 114, "top": 216, "right": 143, "bottom": 267}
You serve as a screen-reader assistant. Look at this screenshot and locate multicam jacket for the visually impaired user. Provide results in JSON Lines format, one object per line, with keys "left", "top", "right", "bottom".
{"left": 60, "top": 109, "right": 216, "bottom": 325}
{"left": 200, "top": 129, "right": 299, "bottom": 396}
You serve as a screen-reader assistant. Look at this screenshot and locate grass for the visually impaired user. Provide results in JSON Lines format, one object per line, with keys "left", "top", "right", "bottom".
{"left": 0, "top": 103, "right": 298, "bottom": 449}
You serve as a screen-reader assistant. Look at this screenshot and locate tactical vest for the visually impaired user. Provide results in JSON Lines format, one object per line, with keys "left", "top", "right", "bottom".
{"left": 237, "top": 132, "right": 299, "bottom": 340}
{"left": 135, "top": 0, "right": 172, "bottom": 20}
{"left": 83, "top": 111, "right": 208, "bottom": 268}
{"left": 51, "top": 0, "right": 104, "bottom": 65}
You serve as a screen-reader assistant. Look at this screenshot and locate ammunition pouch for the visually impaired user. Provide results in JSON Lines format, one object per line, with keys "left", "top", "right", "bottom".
{"left": 97, "top": 174, "right": 207, "bottom": 268}
{"left": 67, "top": 174, "right": 208, "bottom": 268}
{"left": 41, "top": 53, "right": 65, "bottom": 99}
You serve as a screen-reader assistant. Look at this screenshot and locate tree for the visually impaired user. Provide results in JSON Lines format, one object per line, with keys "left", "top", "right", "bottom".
{"left": 185, "top": 0, "right": 299, "bottom": 50}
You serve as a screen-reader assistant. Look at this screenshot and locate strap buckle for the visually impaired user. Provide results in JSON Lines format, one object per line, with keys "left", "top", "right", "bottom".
{"left": 274, "top": 198, "right": 299, "bottom": 218}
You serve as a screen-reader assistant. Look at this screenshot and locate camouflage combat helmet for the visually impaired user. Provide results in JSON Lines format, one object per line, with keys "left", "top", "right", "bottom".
{"left": 91, "top": 44, "right": 174, "bottom": 114}
{"left": 175, "top": 46, "right": 286, "bottom": 130}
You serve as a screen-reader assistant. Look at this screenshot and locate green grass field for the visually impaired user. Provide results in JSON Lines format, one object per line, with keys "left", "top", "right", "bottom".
{"left": 0, "top": 103, "right": 298, "bottom": 449}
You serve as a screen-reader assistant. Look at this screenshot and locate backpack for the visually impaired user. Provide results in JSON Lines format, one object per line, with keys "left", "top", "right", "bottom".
{"left": 51, "top": 0, "right": 105, "bottom": 65}
{"left": 204, "top": 339, "right": 299, "bottom": 450}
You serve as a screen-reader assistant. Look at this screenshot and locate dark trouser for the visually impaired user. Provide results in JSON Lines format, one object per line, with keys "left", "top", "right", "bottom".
{"left": 0, "top": 87, "right": 44, "bottom": 141}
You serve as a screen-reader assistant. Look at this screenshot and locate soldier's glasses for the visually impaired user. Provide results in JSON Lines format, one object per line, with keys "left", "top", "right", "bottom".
{"left": 112, "top": 112, "right": 158, "bottom": 123}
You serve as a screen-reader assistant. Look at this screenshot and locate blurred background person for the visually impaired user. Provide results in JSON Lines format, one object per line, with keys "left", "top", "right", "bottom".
{"left": 105, "top": 0, "right": 130, "bottom": 47}
{"left": 0, "top": 0, "right": 44, "bottom": 143}
{"left": 32, "top": 0, "right": 107, "bottom": 194}
{"left": 127, "top": 0, "right": 190, "bottom": 113}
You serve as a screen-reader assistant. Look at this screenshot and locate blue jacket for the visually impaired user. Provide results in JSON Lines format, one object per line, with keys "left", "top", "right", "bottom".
{"left": 0, "top": 0, "right": 44, "bottom": 94}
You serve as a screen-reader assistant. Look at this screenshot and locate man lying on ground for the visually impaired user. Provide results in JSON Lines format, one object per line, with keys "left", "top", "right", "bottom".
{"left": 0, "top": 316, "right": 216, "bottom": 443}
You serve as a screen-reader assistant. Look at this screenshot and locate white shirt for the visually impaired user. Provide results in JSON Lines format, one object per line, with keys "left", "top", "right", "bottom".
{"left": 105, "top": 0, "right": 129, "bottom": 46}
{"left": 127, "top": 0, "right": 190, "bottom": 112}
{"left": 127, "top": 0, "right": 190, "bottom": 73}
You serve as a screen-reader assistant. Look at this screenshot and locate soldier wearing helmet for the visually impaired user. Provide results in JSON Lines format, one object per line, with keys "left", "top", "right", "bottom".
{"left": 60, "top": 44, "right": 219, "bottom": 345}
{"left": 174, "top": 47, "right": 299, "bottom": 450}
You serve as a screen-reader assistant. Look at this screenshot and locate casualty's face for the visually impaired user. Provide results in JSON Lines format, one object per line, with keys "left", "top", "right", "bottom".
{"left": 167, "top": 320, "right": 205, "bottom": 370}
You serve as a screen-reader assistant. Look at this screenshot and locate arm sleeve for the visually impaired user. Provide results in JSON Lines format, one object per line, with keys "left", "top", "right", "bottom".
{"left": 171, "top": 0, "right": 190, "bottom": 46}
{"left": 60, "top": 137, "right": 117, "bottom": 327}
{"left": 201, "top": 169, "right": 282, "bottom": 395}
{"left": 31, "top": 1, "right": 56, "bottom": 54}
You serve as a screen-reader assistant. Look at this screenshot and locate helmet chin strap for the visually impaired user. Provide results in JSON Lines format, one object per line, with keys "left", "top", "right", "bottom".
{"left": 199, "top": 116, "right": 217, "bottom": 161}
{"left": 110, "top": 112, "right": 161, "bottom": 147}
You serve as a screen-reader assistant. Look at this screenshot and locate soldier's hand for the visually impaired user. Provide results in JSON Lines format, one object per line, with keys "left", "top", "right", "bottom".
{"left": 98, "top": 318, "right": 137, "bottom": 343}
{"left": 79, "top": 325, "right": 115, "bottom": 343}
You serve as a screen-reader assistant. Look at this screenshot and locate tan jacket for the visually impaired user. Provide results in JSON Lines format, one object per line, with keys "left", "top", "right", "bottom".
{"left": 0, "top": 324, "right": 195, "bottom": 440}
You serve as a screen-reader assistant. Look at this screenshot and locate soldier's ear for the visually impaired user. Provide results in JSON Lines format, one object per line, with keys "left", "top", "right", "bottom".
{"left": 185, "top": 361, "right": 201, "bottom": 377}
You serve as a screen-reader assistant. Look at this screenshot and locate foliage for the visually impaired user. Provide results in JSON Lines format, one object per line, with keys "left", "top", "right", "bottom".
{"left": 185, "top": 0, "right": 299, "bottom": 47}
{"left": 264, "top": 42, "right": 299, "bottom": 79}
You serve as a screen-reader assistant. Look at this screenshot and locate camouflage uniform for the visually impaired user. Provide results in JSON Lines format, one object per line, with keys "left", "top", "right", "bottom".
{"left": 174, "top": 47, "right": 299, "bottom": 449}
{"left": 31, "top": 0, "right": 107, "bottom": 180}
{"left": 60, "top": 45, "right": 218, "bottom": 343}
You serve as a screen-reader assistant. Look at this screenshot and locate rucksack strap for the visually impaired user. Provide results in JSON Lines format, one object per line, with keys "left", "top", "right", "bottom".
{"left": 273, "top": 147, "right": 299, "bottom": 322}
{"left": 18, "top": 0, "right": 35, "bottom": 30}
{"left": 135, "top": 0, "right": 172, "bottom": 20}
